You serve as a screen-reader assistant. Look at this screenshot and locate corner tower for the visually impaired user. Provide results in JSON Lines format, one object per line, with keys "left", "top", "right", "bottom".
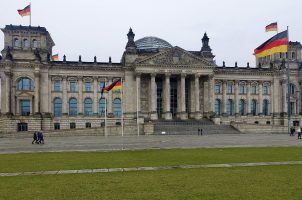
{"left": 1, "top": 25, "right": 55, "bottom": 62}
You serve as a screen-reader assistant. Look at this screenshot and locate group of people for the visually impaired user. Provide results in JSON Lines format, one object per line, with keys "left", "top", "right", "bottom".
{"left": 197, "top": 128, "right": 203, "bottom": 136}
{"left": 290, "top": 127, "right": 302, "bottom": 139}
{"left": 32, "top": 131, "right": 45, "bottom": 144}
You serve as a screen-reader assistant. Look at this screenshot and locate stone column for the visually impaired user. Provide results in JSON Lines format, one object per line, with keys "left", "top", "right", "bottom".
{"left": 163, "top": 73, "right": 172, "bottom": 120}
{"left": 246, "top": 81, "right": 251, "bottom": 115}
{"left": 208, "top": 75, "right": 214, "bottom": 114}
{"left": 40, "top": 72, "right": 49, "bottom": 114}
{"left": 136, "top": 73, "right": 141, "bottom": 116}
{"left": 298, "top": 81, "right": 302, "bottom": 115}
{"left": 62, "top": 76, "right": 68, "bottom": 115}
{"left": 234, "top": 80, "right": 239, "bottom": 115}
{"left": 179, "top": 73, "right": 188, "bottom": 120}
{"left": 194, "top": 75, "right": 201, "bottom": 119}
{"left": 272, "top": 77, "right": 280, "bottom": 116}
{"left": 150, "top": 73, "right": 158, "bottom": 120}
{"left": 282, "top": 80, "right": 287, "bottom": 114}
{"left": 48, "top": 76, "right": 52, "bottom": 114}
{"left": 93, "top": 77, "right": 98, "bottom": 115}
{"left": 78, "top": 77, "right": 83, "bottom": 115}
{"left": 222, "top": 81, "right": 227, "bottom": 115}
{"left": 4, "top": 71, "right": 12, "bottom": 114}
{"left": 34, "top": 71, "right": 40, "bottom": 114}
{"left": 258, "top": 81, "right": 263, "bottom": 115}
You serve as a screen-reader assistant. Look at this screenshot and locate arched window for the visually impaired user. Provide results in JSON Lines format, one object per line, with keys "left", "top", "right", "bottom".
{"left": 251, "top": 85, "right": 257, "bottom": 94}
{"left": 113, "top": 98, "right": 122, "bottom": 117}
{"left": 69, "top": 98, "right": 77, "bottom": 116}
{"left": 99, "top": 98, "right": 107, "bottom": 117}
{"left": 32, "top": 39, "right": 38, "bottom": 48}
{"left": 17, "top": 77, "right": 34, "bottom": 91}
{"left": 214, "top": 99, "right": 221, "bottom": 115}
{"left": 292, "top": 52, "right": 296, "bottom": 59}
{"left": 263, "top": 99, "right": 269, "bottom": 116}
{"left": 226, "top": 99, "right": 234, "bottom": 115}
{"left": 251, "top": 99, "right": 257, "bottom": 116}
{"left": 53, "top": 98, "right": 62, "bottom": 117}
{"left": 215, "top": 84, "right": 221, "bottom": 94}
{"left": 23, "top": 39, "right": 29, "bottom": 48}
{"left": 289, "top": 84, "right": 295, "bottom": 95}
{"left": 239, "top": 84, "right": 245, "bottom": 94}
{"left": 239, "top": 99, "right": 245, "bottom": 115}
{"left": 14, "top": 38, "right": 20, "bottom": 48}
{"left": 84, "top": 98, "right": 93, "bottom": 116}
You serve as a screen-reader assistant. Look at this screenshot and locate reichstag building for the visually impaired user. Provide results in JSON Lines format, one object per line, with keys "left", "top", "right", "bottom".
{"left": 0, "top": 25, "right": 301, "bottom": 134}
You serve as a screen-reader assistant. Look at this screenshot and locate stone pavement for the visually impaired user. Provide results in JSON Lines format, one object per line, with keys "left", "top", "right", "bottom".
{"left": 0, "top": 133, "right": 302, "bottom": 154}
{"left": 1, "top": 161, "right": 302, "bottom": 177}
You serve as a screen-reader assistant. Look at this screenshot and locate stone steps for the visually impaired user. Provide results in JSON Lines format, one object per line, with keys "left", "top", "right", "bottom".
{"left": 154, "top": 120, "right": 241, "bottom": 135}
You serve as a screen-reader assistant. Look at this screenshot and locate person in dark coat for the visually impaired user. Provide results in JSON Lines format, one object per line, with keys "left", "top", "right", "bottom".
{"left": 200, "top": 128, "right": 203, "bottom": 136}
{"left": 37, "top": 132, "right": 45, "bottom": 144}
{"left": 32, "top": 132, "right": 38, "bottom": 144}
{"left": 298, "top": 127, "right": 302, "bottom": 140}
{"left": 197, "top": 128, "right": 200, "bottom": 136}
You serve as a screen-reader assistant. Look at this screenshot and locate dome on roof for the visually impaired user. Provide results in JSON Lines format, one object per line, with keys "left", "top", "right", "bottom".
{"left": 135, "top": 36, "right": 172, "bottom": 51}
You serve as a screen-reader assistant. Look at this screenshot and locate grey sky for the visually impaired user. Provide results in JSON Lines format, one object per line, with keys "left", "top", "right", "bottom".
{"left": 0, "top": 0, "right": 301, "bottom": 66}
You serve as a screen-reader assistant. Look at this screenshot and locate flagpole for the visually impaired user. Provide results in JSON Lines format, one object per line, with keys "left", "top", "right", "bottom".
{"left": 121, "top": 77, "right": 124, "bottom": 137}
{"left": 29, "top": 2, "right": 31, "bottom": 26}
{"left": 287, "top": 26, "right": 291, "bottom": 134}
{"left": 105, "top": 94, "right": 107, "bottom": 137}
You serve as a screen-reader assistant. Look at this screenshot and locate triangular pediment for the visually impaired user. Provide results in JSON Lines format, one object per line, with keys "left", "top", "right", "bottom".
{"left": 136, "top": 46, "right": 214, "bottom": 66}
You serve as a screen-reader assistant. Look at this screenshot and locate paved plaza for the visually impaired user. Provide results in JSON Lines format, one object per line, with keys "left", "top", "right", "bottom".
{"left": 0, "top": 133, "right": 302, "bottom": 154}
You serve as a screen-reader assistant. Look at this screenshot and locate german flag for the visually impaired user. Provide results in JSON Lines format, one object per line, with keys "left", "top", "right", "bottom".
{"left": 52, "top": 54, "right": 59, "bottom": 61}
{"left": 265, "top": 22, "right": 278, "bottom": 32}
{"left": 18, "top": 5, "right": 31, "bottom": 17}
{"left": 254, "top": 30, "right": 288, "bottom": 58}
{"left": 101, "top": 79, "right": 121, "bottom": 95}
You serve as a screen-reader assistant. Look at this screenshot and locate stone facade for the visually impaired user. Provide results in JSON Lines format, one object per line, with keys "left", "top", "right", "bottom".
{"left": 0, "top": 25, "right": 302, "bottom": 135}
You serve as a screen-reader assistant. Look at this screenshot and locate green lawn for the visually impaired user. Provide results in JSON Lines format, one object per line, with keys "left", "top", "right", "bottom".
{"left": 0, "top": 147, "right": 302, "bottom": 173}
{"left": 1, "top": 166, "right": 302, "bottom": 200}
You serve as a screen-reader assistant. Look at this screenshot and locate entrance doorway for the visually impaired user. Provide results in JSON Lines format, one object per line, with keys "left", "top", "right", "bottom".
{"left": 170, "top": 79, "right": 177, "bottom": 118}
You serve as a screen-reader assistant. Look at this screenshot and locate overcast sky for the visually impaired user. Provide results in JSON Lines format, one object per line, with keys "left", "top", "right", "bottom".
{"left": 0, "top": 0, "right": 301, "bottom": 66}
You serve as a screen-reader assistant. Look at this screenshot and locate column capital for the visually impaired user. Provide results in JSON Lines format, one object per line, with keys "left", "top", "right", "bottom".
{"left": 181, "top": 73, "right": 187, "bottom": 78}
{"left": 77, "top": 76, "right": 83, "bottom": 81}
{"left": 135, "top": 72, "right": 142, "bottom": 77}
{"left": 165, "top": 73, "right": 171, "bottom": 78}
{"left": 4, "top": 71, "right": 12, "bottom": 78}
{"left": 62, "top": 76, "right": 68, "bottom": 80}
{"left": 194, "top": 74, "right": 200, "bottom": 79}
{"left": 34, "top": 71, "right": 40, "bottom": 78}
{"left": 208, "top": 74, "right": 214, "bottom": 79}
{"left": 150, "top": 73, "right": 156, "bottom": 78}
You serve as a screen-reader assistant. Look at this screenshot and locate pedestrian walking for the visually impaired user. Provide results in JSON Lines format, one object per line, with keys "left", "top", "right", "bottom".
{"left": 37, "top": 132, "right": 45, "bottom": 144}
{"left": 298, "top": 127, "right": 302, "bottom": 140}
{"left": 290, "top": 127, "right": 295, "bottom": 136}
{"left": 197, "top": 128, "right": 200, "bottom": 136}
{"left": 200, "top": 128, "right": 203, "bottom": 136}
{"left": 32, "top": 132, "right": 38, "bottom": 144}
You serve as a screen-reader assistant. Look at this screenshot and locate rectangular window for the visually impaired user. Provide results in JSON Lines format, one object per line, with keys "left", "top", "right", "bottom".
{"left": 54, "top": 81, "right": 61, "bottom": 92}
{"left": 17, "top": 123, "right": 28, "bottom": 132}
{"left": 70, "top": 82, "right": 77, "bottom": 92}
{"left": 70, "top": 123, "right": 76, "bottom": 129}
{"left": 20, "top": 100, "right": 30, "bottom": 116}
{"left": 227, "top": 84, "right": 233, "bottom": 94}
{"left": 85, "top": 82, "right": 92, "bottom": 92}
{"left": 215, "top": 84, "right": 221, "bottom": 94}
{"left": 54, "top": 123, "right": 60, "bottom": 130}
{"left": 85, "top": 122, "right": 91, "bottom": 128}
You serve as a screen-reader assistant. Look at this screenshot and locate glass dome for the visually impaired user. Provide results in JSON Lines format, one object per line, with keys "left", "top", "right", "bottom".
{"left": 135, "top": 36, "right": 172, "bottom": 51}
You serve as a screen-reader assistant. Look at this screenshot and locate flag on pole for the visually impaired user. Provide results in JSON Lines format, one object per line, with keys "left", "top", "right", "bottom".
{"left": 265, "top": 22, "right": 278, "bottom": 32}
{"left": 254, "top": 30, "right": 288, "bottom": 58}
{"left": 18, "top": 5, "right": 31, "bottom": 17}
{"left": 102, "top": 79, "right": 121, "bottom": 93}
{"left": 52, "top": 54, "right": 59, "bottom": 61}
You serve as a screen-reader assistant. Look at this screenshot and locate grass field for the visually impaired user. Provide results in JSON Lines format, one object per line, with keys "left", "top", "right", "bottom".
{"left": 1, "top": 147, "right": 302, "bottom": 200}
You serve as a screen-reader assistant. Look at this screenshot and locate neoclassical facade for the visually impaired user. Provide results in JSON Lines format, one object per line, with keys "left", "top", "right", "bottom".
{"left": 0, "top": 25, "right": 302, "bottom": 134}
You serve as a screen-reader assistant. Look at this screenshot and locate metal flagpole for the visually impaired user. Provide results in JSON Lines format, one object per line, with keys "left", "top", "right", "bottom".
{"left": 121, "top": 78, "right": 124, "bottom": 136}
{"left": 29, "top": 2, "right": 32, "bottom": 26}
{"left": 104, "top": 93, "right": 107, "bottom": 137}
{"left": 287, "top": 26, "right": 291, "bottom": 134}
{"left": 136, "top": 76, "right": 140, "bottom": 136}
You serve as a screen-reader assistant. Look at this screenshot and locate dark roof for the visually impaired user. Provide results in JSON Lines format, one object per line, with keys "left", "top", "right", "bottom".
{"left": 3, "top": 25, "right": 48, "bottom": 34}
{"left": 289, "top": 41, "right": 302, "bottom": 48}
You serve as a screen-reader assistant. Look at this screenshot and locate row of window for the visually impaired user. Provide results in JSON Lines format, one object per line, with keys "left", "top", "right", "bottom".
{"left": 259, "top": 52, "right": 297, "bottom": 63}
{"left": 215, "top": 83, "right": 271, "bottom": 95}
{"left": 214, "top": 99, "right": 270, "bottom": 116}
{"left": 54, "top": 121, "right": 121, "bottom": 130}
{"left": 53, "top": 97, "right": 122, "bottom": 117}
{"left": 13, "top": 38, "right": 39, "bottom": 49}
{"left": 53, "top": 81, "right": 116, "bottom": 93}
